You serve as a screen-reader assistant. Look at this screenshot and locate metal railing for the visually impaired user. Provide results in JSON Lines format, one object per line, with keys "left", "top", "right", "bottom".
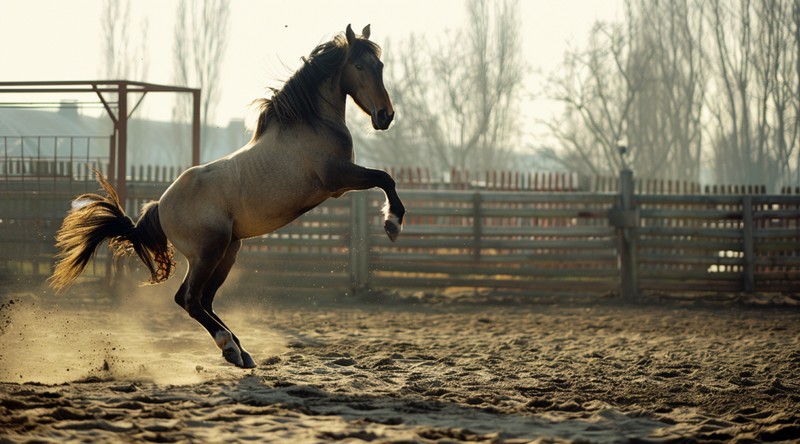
{"left": 1, "top": 135, "right": 110, "bottom": 182}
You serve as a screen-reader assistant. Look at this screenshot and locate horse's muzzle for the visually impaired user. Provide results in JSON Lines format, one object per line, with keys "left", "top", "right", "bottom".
{"left": 373, "top": 108, "right": 394, "bottom": 130}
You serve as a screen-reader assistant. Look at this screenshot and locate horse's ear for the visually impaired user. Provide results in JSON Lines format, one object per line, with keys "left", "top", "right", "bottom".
{"left": 346, "top": 24, "right": 356, "bottom": 45}
{"left": 362, "top": 24, "right": 371, "bottom": 40}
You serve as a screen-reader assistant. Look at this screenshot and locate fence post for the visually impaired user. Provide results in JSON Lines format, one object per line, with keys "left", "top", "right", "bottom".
{"left": 350, "top": 192, "right": 370, "bottom": 294}
{"left": 609, "top": 168, "right": 639, "bottom": 301}
{"left": 473, "top": 192, "right": 483, "bottom": 261}
{"left": 742, "top": 195, "right": 755, "bottom": 293}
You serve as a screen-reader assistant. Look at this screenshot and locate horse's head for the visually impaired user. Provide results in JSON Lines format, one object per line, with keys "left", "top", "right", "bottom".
{"left": 342, "top": 24, "right": 394, "bottom": 130}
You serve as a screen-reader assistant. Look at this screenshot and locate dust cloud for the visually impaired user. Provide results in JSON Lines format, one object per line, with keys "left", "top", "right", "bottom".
{"left": 0, "top": 277, "right": 287, "bottom": 385}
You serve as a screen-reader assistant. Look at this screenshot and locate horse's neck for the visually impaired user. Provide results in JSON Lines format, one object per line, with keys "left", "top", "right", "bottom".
{"left": 311, "top": 76, "right": 353, "bottom": 153}
{"left": 314, "top": 74, "right": 347, "bottom": 125}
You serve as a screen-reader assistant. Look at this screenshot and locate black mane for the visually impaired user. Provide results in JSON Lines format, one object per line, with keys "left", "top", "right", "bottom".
{"left": 249, "top": 34, "right": 381, "bottom": 141}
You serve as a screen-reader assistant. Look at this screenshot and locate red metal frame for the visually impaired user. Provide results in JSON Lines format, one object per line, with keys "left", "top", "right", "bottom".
{"left": 0, "top": 80, "right": 201, "bottom": 203}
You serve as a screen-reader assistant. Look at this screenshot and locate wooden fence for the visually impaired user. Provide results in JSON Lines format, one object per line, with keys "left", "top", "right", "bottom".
{"left": 635, "top": 193, "right": 800, "bottom": 293}
{"left": 1, "top": 163, "right": 799, "bottom": 297}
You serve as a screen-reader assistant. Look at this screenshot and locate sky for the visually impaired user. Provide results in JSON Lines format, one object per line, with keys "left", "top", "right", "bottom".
{"left": 0, "top": 0, "right": 622, "bottom": 147}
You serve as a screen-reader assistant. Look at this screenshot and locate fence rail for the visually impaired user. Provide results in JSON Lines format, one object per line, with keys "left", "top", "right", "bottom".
{"left": 1, "top": 136, "right": 110, "bottom": 181}
{"left": 1, "top": 164, "right": 799, "bottom": 297}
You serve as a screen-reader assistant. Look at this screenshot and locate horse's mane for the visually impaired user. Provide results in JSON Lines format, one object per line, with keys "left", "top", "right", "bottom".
{"left": 248, "top": 33, "right": 382, "bottom": 142}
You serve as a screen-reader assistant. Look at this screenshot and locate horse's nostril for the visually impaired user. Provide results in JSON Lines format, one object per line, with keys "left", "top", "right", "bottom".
{"left": 376, "top": 109, "right": 393, "bottom": 126}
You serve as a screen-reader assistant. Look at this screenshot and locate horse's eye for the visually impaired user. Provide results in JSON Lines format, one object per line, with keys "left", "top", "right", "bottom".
{"left": 355, "top": 63, "right": 364, "bottom": 70}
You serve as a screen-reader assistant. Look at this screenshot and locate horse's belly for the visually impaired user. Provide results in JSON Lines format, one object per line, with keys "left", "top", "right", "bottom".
{"left": 233, "top": 215, "right": 293, "bottom": 239}
{"left": 232, "top": 195, "right": 327, "bottom": 240}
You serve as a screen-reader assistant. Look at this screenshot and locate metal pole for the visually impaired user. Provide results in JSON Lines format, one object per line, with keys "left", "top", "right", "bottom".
{"left": 618, "top": 169, "right": 639, "bottom": 301}
{"left": 192, "top": 90, "right": 201, "bottom": 166}
{"left": 117, "top": 83, "right": 128, "bottom": 208}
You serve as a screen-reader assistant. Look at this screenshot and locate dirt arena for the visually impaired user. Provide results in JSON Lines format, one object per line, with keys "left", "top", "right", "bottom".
{"left": 1, "top": 285, "right": 799, "bottom": 443}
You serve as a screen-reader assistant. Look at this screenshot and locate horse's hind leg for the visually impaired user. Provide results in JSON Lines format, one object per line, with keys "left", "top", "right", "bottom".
{"left": 200, "top": 239, "right": 256, "bottom": 368}
{"left": 175, "top": 234, "right": 246, "bottom": 367}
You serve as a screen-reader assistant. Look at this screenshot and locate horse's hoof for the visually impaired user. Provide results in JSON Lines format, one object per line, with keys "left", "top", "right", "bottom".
{"left": 222, "top": 346, "right": 244, "bottom": 367}
{"left": 240, "top": 351, "right": 257, "bottom": 369}
{"left": 384, "top": 218, "right": 401, "bottom": 242}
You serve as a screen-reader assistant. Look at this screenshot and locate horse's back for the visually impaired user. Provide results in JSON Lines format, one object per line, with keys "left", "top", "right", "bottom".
{"left": 156, "top": 139, "right": 333, "bottom": 252}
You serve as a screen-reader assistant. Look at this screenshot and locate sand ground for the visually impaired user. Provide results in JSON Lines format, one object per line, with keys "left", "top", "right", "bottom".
{"left": 1, "top": 286, "right": 799, "bottom": 443}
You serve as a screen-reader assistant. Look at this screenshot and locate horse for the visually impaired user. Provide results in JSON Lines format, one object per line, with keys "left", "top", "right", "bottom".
{"left": 49, "top": 24, "right": 404, "bottom": 369}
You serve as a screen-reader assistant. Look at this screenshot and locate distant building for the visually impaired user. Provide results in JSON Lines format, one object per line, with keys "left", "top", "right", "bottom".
{"left": 0, "top": 102, "right": 249, "bottom": 170}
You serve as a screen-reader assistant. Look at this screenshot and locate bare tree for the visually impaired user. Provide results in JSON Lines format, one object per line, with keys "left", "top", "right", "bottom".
{"left": 707, "top": 0, "right": 800, "bottom": 189}
{"left": 546, "top": 0, "right": 800, "bottom": 189}
{"left": 543, "top": 20, "right": 644, "bottom": 176}
{"left": 790, "top": 1, "right": 800, "bottom": 186}
{"left": 172, "top": 0, "right": 230, "bottom": 131}
{"left": 545, "top": 0, "right": 706, "bottom": 181}
{"left": 636, "top": 0, "right": 705, "bottom": 181}
{"left": 353, "top": 0, "right": 525, "bottom": 173}
{"left": 100, "top": 0, "right": 149, "bottom": 79}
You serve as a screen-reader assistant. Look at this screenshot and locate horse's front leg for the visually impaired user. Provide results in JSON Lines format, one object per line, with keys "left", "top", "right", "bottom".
{"left": 324, "top": 162, "right": 405, "bottom": 241}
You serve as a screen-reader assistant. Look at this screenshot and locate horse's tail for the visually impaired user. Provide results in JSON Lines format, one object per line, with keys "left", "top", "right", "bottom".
{"left": 49, "top": 170, "right": 175, "bottom": 292}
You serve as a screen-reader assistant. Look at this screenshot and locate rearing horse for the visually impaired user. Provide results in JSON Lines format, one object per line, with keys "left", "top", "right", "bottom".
{"left": 49, "top": 25, "right": 404, "bottom": 368}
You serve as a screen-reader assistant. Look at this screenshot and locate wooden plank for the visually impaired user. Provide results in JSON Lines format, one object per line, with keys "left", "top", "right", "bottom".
{"left": 639, "top": 269, "right": 742, "bottom": 280}
{"left": 638, "top": 254, "right": 743, "bottom": 266}
{"left": 638, "top": 239, "right": 742, "bottom": 251}
{"left": 398, "top": 226, "right": 475, "bottom": 237}
{"left": 753, "top": 272, "right": 800, "bottom": 281}
{"left": 751, "top": 195, "right": 800, "bottom": 204}
{"left": 640, "top": 208, "right": 743, "bottom": 220}
{"left": 753, "top": 256, "right": 800, "bottom": 266}
{"left": 638, "top": 227, "right": 742, "bottom": 238}
{"left": 373, "top": 252, "right": 617, "bottom": 264}
{"left": 755, "top": 241, "right": 800, "bottom": 251}
{"left": 637, "top": 194, "right": 743, "bottom": 204}
{"left": 478, "top": 238, "right": 617, "bottom": 249}
{"left": 371, "top": 275, "right": 618, "bottom": 291}
{"left": 387, "top": 191, "right": 615, "bottom": 206}
{"left": 752, "top": 209, "right": 800, "bottom": 220}
{"left": 639, "top": 281, "right": 743, "bottom": 292}
{"left": 481, "top": 226, "right": 615, "bottom": 236}
{"left": 754, "top": 229, "right": 800, "bottom": 238}
{"left": 479, "top": 207, "right": 609, "bottom": 218}
{"left": 376, "top": 262, "right": 618, "bottom": 278}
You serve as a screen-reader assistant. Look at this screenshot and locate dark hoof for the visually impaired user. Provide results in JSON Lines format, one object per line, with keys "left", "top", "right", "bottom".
{"left": 384, "top": 219, "right": 400, "bottom": 242}
{"left": 241, "top": 352, "right": 257, "bottom": 369}
{"left": 222, "top": 347, "right": 244, "bottom": 368}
